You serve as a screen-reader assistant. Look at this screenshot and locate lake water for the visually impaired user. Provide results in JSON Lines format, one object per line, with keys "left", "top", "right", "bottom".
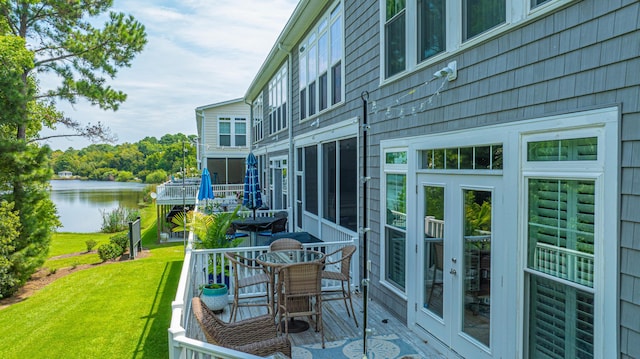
{"left": 49, "top": 180, "right": 147, "bottom": 233}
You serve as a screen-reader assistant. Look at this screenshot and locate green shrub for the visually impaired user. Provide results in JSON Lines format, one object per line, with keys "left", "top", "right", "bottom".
{"left": 85, "top": 239, "right": 98, "bottom": 252}
{"left": 97, "top": 243, "right": 123, "bottom": 262}
{"left": 115, "top": 170, "right": 134, "bottom": 182}
{"left": 145, "top": 169, "right": 167, "bottom": 184}
{"left": 109, "top": 232, "right": 129, "bottom": 252}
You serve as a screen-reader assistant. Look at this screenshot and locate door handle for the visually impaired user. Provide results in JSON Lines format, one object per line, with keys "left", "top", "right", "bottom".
{"left": 451, "top": 257, "right": 457, "bottom": 263}
{"left": 449, "top": 268, "right": 457, "bottom": 275}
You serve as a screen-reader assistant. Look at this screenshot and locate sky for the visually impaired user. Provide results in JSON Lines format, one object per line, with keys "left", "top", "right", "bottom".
{"left": 40, "top": 0, "right": 299, "bottom": 150}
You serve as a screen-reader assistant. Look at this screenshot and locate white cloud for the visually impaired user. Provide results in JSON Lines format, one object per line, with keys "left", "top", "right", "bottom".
{"left": 42, "top": 0, "right": 298, "bottom": 150}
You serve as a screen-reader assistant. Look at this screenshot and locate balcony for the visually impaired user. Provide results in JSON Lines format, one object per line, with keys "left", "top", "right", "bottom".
{"left": 168, "top": 230, "right": 445, "bottom": 358}
{"left": 156, "top": 180, "right": 244, "bottom": 206}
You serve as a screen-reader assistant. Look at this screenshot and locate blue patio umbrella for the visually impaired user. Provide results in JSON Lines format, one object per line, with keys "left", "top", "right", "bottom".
{"left": 198, "top": 168, "right": 215, "bottom": 202}
{"left": 243, "top": 153, "right": 263, "bottom": 219}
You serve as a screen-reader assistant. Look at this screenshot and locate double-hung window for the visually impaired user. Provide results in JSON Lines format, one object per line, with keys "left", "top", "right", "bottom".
{"left": 218, "top": 117, "right": 247, "bottom": 147}
{"left": 462, "top": 0, "right": 506, "bottom": 40}
{"left": 299, "top": 0, "right": 344, "bottom": 121}
{"left": 268, "top": 65, "right": 287, "bottom": 135}
{"left": 418, "top": 0, "right": 446, "bottom": 63}
{"left": 381, "top": 0, "right": 507, "bottom": 79}
{"left": 383, "top": 150, "right": 408, "bottom": 290}
{"left": 385, "top": 0, "right": 406, "bottom": 77}
{"left": 252, "top": 94, "right": 263, "bottom": 143}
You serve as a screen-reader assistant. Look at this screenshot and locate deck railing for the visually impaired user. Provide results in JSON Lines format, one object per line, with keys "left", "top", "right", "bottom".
{"left": 156, "top": 181, "right": 199, "bottom": 204}
{"left": 157, "top": 182, "right": 247, "bottom": 205}
{"left": 212, "top": 184, "right": 245, "bottom": 199}
{"left": 533, "top": 242, "right": 594, "bottom": 286}
{"left": 168, "top": 230, "right": 356, "bottom": 359}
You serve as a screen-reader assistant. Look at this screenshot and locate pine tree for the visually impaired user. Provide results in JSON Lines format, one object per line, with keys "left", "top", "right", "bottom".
{"left": 0, "top": 1, "right": 147, "bottom": 297}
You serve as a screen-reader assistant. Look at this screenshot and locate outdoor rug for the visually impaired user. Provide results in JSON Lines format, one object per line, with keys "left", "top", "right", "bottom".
{"left": 292, "top": 334, "right": 423, "bottom": 359}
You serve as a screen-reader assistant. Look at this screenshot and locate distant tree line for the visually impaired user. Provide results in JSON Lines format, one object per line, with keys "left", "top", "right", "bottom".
{"left": 49, "top": 133, "right": 198, "bottom": 183}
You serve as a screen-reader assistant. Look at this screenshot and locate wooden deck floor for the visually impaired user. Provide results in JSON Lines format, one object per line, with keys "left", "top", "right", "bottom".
{"left": 189, "top": 291, "right": 446, "bottom": 358}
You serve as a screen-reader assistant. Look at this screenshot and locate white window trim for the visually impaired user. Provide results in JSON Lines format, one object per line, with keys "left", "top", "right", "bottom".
{"left": 298, "top": 0, "right": 345, "bottom": 123}
{"left": 519, "top": 114, "right": 618, "bottom": 359}
{"left": 268, "top": 64, "right": 288, "bottom": 137}
{"left": 379, "top": 0, "right": 577, "bottom": 84}
{"left": 217, "top": 116, "right": 247, "bottom": 147}
{"left": 252, "top": 94, "right": 264, "bottom": 143}
{"left": 380, "top": 147, "right": 410, "bottom": 296}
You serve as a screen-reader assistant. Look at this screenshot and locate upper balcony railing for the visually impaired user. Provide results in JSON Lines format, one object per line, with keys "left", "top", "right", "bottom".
{"left": 156, "top": 181, "right": 245, "bottom": 206}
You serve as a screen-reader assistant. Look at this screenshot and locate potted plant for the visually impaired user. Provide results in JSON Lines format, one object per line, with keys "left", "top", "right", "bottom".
{"left": 199, "top": 282, "right": 228, "bottom": 313}
{"left": 172, "top": 206, "right": 243, "bottom": 310}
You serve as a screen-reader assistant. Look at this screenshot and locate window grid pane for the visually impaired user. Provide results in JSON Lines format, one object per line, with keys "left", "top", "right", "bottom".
{"left": 463, "top": 0, "right": 506, "bottom": 40}
{"left": 385, "top": 11, "right": 406, "bottom": 77}
{"left": 386, "top": 227, "right": 406, "bottom": 289}
{"left": 528, "top": 179, "right": 595, "bottom": 287}
{"left": 386, "top": 173, "right": 406, "bottom": 229}
{"left": 528, "top": 274, "right": 594, "bottom": 358}
{"left": 304, "top": 146, "right": 318, "bottom": 215}
{"left": 339, "top": 138, "right": 357, "bottom": 231}
{"left": 322, "top": 142, "right": 337, "bottom": 222}
{"left": 528, "top": 137, "right": 598, "bottom": 161}
{"left": 420, "top": 144, "right": 503, "bottom": 170}
{"left": 418, "top": 0, "right": 446, "bottom": 62}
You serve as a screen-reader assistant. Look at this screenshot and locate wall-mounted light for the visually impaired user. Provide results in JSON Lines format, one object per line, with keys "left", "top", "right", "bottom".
{"left": 433, "top": 60, "right": 457, "bottom": 81}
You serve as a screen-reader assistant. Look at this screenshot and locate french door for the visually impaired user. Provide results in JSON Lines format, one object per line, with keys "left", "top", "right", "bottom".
{"left": 416, "top": 174, "right": 506, "bottom": 359}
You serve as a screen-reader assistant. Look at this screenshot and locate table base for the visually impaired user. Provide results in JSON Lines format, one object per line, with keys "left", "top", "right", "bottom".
{"left": 281, "top": 318, "right": 309, "bottom": 333}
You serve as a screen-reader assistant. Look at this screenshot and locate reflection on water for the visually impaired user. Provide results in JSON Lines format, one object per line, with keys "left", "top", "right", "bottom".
{"left": 49, "top": 180, "right": 146, "bottom": 233}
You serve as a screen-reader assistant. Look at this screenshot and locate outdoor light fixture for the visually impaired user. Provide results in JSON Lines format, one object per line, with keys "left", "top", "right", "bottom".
{"left": 433, "top": 60, "right": 457, "bottom": 81}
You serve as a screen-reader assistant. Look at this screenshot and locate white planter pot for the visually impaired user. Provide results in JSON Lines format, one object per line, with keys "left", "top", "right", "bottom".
{"left": 201, "top": 284, "right": 228, "bottom": 312}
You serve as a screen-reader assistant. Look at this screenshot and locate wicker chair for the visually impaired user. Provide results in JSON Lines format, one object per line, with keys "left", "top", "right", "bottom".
{"left": 258, "top": 217, "right": 288, "bottom": 237}
{"left": 277, "top": 261, "right": 325, "bottom": 348}
{"left": 191, "top": 297, "right": 291, "bottom": 357}
{"left": 269, "top": 238, "right": 302, "bottom": 252}
{"left": 321, "top": 245, "right": 358, "bottom": 327}
{"left": 224, "top": 252, "right": 272, "bottom": 322}
{"left": 226, "top": 226, "right": 249, "bottom": 240}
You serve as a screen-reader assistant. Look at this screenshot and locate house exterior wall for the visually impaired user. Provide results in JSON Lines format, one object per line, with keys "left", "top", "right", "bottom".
{"left": 244, "top": 0, "right": 639, "bottom": 357}
{"left": 345, "top": 0, "right": 638, "bottom": 357}
{"left": 198, "top": 100, "right": 250, "bottom": 157}
{"left": 195, "top": 99, "right": 250, "bottom": 185}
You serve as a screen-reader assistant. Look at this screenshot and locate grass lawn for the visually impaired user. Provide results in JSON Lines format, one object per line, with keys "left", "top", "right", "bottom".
{"left": 0, "top": 205, "right": 184, "bottom": 359}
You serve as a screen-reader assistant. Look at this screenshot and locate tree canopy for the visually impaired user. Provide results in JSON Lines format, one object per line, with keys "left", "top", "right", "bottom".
{"left": 1, "top": 0, "right": 147, "bottom": 142}
{"left": 49, "top": 134, "right": 199, "bottom": 183}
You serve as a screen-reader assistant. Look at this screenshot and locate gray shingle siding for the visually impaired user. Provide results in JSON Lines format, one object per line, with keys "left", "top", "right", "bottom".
{"left": 247, "top": 0, "right": 639, "bottom": 355}
{"left": 334, "top": 0, "right": 640, "bottom": 355}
